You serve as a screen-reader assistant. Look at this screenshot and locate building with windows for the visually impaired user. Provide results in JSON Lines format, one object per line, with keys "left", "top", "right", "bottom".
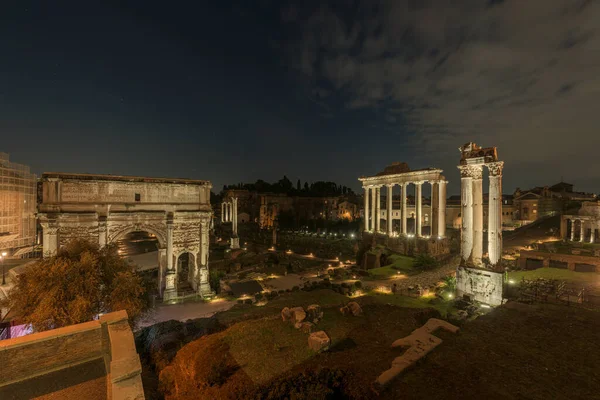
{"left": 513, "top": 182, "right": 596, "bottom": 223}
{"left": 0, "top": 153, "right": 37, "bottom": 255}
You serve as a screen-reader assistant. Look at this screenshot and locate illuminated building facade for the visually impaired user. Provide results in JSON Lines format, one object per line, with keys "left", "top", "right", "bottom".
{"left": 0, "top": 153, "right": 37, "bottom": 254}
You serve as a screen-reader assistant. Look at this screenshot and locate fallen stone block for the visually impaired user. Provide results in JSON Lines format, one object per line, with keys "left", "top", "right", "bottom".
{"left": 308, "top": 331, "right": 330, "bottom": 352}
{"left": 375, "top": 318, "right": 459, "bottom": 389}
{"left": 290, "top": 307, "right": 306, "bottom": 323}
{"left": 281, "top": 307, "right": 292, "bottom": 322}
{"left": 348, "top": 302, "right": 363, "bottom": 316}
{"left": 301, "top": 322, "right": 314, "bottom": 334}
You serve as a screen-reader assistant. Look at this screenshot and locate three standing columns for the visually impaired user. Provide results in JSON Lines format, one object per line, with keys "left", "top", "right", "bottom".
{"left": 458, "top": 162, "right": 503, "bottom": 267}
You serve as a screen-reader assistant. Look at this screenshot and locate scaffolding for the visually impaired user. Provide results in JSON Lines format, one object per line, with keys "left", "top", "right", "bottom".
{"left": 0, "top": 152, "right": 37, "bottom": 254}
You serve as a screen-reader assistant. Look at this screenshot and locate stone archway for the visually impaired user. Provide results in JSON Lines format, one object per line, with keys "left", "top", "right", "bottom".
{"left": 37, "top": 172, "right": 214, "bottom": 301}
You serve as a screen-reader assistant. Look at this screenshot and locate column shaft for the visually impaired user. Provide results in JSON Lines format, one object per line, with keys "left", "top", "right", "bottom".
{"left": 376, "top": 187, "right": 382, "bottom": 232}
{"left": 460, "top": 172, "right": 474, "bottom": 263}
{"left": 371, "top": 187, "right": 377, "bottom": 233}
{"left": 431, "top": 181, "right": 439, "bottom": 237}
{"left": 472, "top": 168, "right": 484, "bottom": 266}
{"left": 590, "top": 223, "right": 595, "bottom": 243}
{"left": 570, "top": 219, "right": 575, "bottom": 241}
{"left": 401, "top": 183, "right": 407, "bottom": 235}
{"left": 580, "top": 220, "right": 585, "bottom": 242}
{"left": 387, "top": 185, "right": 393, "bottom": 235}
{"left": 364, "top": 187, "right": 370, "bottom": 231}
{"left": 415, "top": 182, "right": 423, "bottom": 237}
{"left": 486, "top": 162, "right": 503, "bottom": 267}
{"left": 438, "top": 181, "right": 447, "bottom": 237}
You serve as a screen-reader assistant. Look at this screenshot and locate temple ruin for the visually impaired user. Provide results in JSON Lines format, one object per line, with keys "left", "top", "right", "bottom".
{"left": 222, "top": 196, "right": 240, "bottom": 249}
{"left": 456, "top": 142, "right": 504, "bottom": 305}
{"left": 37, "top": 172, "right": 213, "bottom": 301}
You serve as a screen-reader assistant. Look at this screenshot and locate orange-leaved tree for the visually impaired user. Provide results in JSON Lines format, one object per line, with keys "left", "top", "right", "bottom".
{"left": 2, "top": 239, "right": 149, "bottom": 331}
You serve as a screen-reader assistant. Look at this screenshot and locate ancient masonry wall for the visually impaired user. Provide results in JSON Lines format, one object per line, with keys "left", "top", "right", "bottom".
{"left": 456, "top": 267, "right": 504, "bottom": 306}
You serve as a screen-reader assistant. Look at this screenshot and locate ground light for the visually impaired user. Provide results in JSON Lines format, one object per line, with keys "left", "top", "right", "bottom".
{"left": 508, "top": 279, "right": 516, "bottom": 284}
{"left": 480, "top": 304, "right": 491, "bottom": 309}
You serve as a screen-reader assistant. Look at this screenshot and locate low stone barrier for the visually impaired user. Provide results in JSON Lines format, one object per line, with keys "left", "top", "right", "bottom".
{"left": 0, "top": 310, "right": 144, "bottom": 400}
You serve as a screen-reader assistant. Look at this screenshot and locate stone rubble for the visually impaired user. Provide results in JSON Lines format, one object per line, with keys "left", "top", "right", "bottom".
{"left": 308, "top": 331, "right": 330, "bottom": 352}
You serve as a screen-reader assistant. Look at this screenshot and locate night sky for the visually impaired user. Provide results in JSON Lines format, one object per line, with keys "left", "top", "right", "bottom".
{"left": 2, "top": 1, "right": 599, "bottom": 195}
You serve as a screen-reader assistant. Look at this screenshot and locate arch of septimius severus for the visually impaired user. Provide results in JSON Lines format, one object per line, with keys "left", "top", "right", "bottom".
{"left": 37, "top": 172, "right": 214, "bottom": 301}
{"left": 456, "top": 142, "right": 504, "bottom": 306}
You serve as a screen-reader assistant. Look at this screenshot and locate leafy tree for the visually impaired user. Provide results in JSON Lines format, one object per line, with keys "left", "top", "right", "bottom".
{"left": 297, "top": 179, "right": 301, "bottom": 191}
{"left": 1, "top": 239, "right": 149, "bottom": 332}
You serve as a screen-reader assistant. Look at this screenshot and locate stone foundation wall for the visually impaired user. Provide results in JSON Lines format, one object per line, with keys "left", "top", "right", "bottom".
{"left": 518, "top": 250, "right": 600, "bottom": 272}
{"left": 456, "top": 266, "right": 504, "bottom": 306}
{"left": 363, "top": 232, "right": 450, "bottom": 258}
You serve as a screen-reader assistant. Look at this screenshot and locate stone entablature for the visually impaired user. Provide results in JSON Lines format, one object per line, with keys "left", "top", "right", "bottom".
{"left": 560, "top": 201, "right": 600, "bottom": 243}
{"left": 38, "top": 172, "right": 213, "bottom": 300}
{"left": 359, "top": 164, "right": 447, "bottom": 239}
{"left": 0, "top": 311, "right": 144, "bottom": 399}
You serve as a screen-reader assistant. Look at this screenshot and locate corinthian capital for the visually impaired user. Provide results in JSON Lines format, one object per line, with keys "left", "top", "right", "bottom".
{"left": 487, "top": 161, "right": 504, "bottom": 177}
{"left": 457, "top": 165, "right": 483, "bottom": 179}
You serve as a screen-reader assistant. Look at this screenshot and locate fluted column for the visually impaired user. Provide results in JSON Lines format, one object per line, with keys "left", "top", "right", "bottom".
{"left": 221, "top": 203, "right": 224, "bottom": 222}
{"left": 580, "top": 219, "right": 585, "bottom": 242}
{"left": 164, "top": 214, "right": 176, "bottom": 296}
{"left": 364, "top": 186, "right": 370, "bottom": 231}
{"left": 431, "top": 181, "right": 439, "bottom": 237}
{"left": 487, "top": 161, "right": 504, "bottom": 266}
{"left": 590, "top": 223, "right": 595, "bottom": 243}
{"left": 232, "top": 197, "right": 238, "bottom": 235}
{"left": 458, "top": 166, "right": 475, "bottom": 264}
{"left": 472, "top": 166, "right": 484, "bottom": 266}
{"left": 401, "top": 183, "right": 407, "bottom": 235}
{"left": 438, "top": 180, "right": 447, "bottom": 237}
{"left": 415, "top": 181, "right": 423, "bottom": 237}
{"left": 375, "top": 186, "right": 381, "bottom": 232}
{"left": 570, "top": 219, "right": 575, "bottom": 241}
{"left": 386, "top": 184, "right": 393, "bottom": 235}
{"left": 371, "top": 186, "right": 377, "bottom": 233}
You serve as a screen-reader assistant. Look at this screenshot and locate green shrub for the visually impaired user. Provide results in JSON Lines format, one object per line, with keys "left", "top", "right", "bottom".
{"left": 354, "top": 281, "right": 362, "bottom": 289}
{"left": 414, "top": 254, "right": 439, "bottom": 271}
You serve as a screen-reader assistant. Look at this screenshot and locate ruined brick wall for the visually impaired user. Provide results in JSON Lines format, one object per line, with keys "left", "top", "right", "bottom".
{"left": 518, "top": 250, "right": 600, "bottom": 272}
{"left": 0, "top": 320, "right": 104, "bottom": 385}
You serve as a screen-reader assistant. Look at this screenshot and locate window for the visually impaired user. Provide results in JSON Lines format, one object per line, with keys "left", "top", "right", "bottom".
{"left": 135, "top": 193, "right": 141, "bottom": 202}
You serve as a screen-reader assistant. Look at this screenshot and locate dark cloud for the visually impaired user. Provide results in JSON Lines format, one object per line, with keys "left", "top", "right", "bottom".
{"left": 281, "top": 0, "right": 600, "bottom": 192}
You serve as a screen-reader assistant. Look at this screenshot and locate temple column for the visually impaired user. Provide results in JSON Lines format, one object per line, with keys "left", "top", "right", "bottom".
{"left": 375, "top": 186, "right": 382, "bottom": 232}
{"left": 431, "top": 181, "right": 439, "bottom": 237}
{"left": 458, "top": 166, "right": 475, "bottom": 264}
{"left": 401, "top": 183, "right": 408, "bottom": 235}
{"left": 487, "top": 162, "right": 504, "bottom": 267}
{"left": 364, "top": 186, "right": 370, "bottom": 231}
{"left": 415, "top": 181, "right": 423, "bottom": 237}
{"left": 438, "top": 180, "right": 447, "bottom": 238}
{"left": 221, "top": 203, "right": 224, "bottom": 222}
{"left": 231, "top": 198, "right": 240, "bottom": 249}
{"left": 371, "top": 186, "right": 377, "bottom": 233}
{"left": 580, "top": 219, "right": 585, "bottom": 242}
{"left": 472, "top": 166, "right": 484, "bottom": 266}
{"left": 570, "top": 219, "right": 575, "bottom": 241}
{"left": 386, "top": 184, "right": 393, "bottom": 235}
{"left": 590, "top": 223, "right": 595, "bottom": 243}
{"left": 560, "top": 216, "right": 568, "bottom": 240}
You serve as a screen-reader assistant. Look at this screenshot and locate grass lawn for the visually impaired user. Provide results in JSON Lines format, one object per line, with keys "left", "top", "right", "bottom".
{"left": 223, "top": 309, "right": 356, "bottom": 384}
{"left": 368, "top": 255, "right": 416, "bottom": 278}
{"left": 508, "top": 268, "right": 600, "bottom": 285}
{"left": 216, "top": 289, "right": 349, "bottom": 325}
{"left": 367, "top": 292, "right": 456, "bottom": 317}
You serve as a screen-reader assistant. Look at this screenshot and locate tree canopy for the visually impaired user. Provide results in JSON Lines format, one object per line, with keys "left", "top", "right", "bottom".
{"left": 2, "top": 239, "right": 149, "bottom": 332}
{"left": 223, "top": 176, "right": 356, "bottom": 197}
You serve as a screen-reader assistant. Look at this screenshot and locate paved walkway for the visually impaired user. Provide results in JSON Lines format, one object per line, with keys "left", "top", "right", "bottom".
{"left": 137, "top": 298, "right": 235, "bottom": 329}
